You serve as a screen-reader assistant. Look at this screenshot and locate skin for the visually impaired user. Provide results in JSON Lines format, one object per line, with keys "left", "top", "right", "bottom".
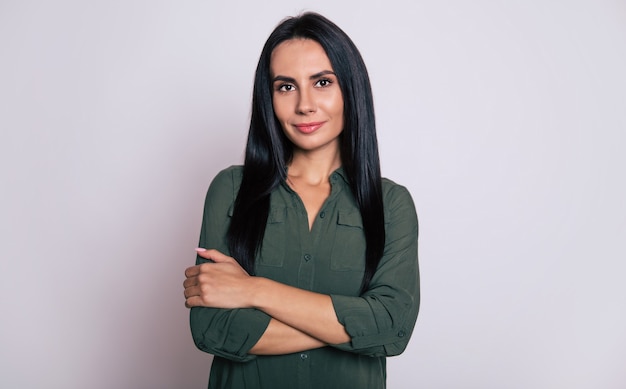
{"left": 184, "top": 38, "right": 350, "bottom": 354}
{"left": 272, "top": 38, "right": 345, "bottom": 229}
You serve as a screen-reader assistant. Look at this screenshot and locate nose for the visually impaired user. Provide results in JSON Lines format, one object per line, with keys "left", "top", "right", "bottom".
{"left": 296, "top": 87, "right": 316, "bottom": 114}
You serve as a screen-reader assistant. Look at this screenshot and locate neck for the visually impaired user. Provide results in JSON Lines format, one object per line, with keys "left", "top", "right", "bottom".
{"left": 288, "top": 148, "right": 341, "bottom": 185}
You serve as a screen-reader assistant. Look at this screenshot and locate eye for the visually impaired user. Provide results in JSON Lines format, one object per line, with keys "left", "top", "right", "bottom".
{"left": 277, "top": 84, "right": 296, "bottom": 92}
{"left": 315, "top": 78, "right": 333, "bottom": 88}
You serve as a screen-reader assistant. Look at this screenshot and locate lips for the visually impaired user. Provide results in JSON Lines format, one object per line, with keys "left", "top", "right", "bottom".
{"left": 294, "top": 121, "right": 325, "bottom": 134}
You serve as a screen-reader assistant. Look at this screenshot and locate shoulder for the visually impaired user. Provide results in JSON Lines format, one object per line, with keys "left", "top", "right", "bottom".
{"left": 211, "top": 165, "right": 243, "bottom": 187}
{"left": 213, "top": 165, "right": 243, "bottom": 182}
{"left": 381, "top": 177, "right": 418, "bottom": 222}
{"left": 381, "top": 177, "right": 414, "bottom": 205}
{"left": 206, "top": 165, "right": 243, "bottom": 202}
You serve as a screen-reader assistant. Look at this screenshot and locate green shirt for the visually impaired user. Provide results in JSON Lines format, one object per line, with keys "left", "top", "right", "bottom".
{"left": 190, "top": 166, "right": 419, "bottom": 389}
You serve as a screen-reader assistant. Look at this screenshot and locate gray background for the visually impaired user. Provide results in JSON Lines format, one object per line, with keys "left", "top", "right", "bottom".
{"left": 1, "top": 1, "right": 625, "bottom": 388}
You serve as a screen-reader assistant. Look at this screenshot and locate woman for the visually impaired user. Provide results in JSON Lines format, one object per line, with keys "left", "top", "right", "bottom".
{"left": 183, "top": 12, "right": 419, "bottom": 388}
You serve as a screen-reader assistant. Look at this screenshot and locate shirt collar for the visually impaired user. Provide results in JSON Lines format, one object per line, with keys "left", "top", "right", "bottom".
{"left": 331, "top": 166, "right": 350, "bottom": 185}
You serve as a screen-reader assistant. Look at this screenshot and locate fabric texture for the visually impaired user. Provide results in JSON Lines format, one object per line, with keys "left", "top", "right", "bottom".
{"left": 190, "top": 165, "right": 419, "bottom": 389}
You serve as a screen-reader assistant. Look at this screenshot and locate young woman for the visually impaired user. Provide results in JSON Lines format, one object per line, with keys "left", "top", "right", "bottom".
{"left": 183, "top": 12, "right": 420, "bottom": 388}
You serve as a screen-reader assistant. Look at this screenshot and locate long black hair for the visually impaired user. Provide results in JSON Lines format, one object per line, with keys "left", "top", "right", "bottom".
{"left": 227, "top": 12, "right": 385, "bottom": 293}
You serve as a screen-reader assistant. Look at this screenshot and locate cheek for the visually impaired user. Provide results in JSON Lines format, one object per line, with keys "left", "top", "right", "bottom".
{"left": 330, "top": 93, "right": 344, "bottom": 116}
{"left": 272, "top": 101, "right": 291, "bottom": 134}
{"left": 272, "top": 97, "right": 290, "bottom": 123}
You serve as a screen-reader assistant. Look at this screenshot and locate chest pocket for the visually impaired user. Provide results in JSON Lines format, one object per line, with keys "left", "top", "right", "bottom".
{"left": 330, "top": 211, "right": 366, "bottom": 271}
{"left": 258, "top": 207, "right": 287, "bottom": 267}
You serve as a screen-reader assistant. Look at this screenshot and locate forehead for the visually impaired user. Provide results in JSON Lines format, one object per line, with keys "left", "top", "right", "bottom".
{"left": 270, "top": 39, "right": 333, "bottom": 76}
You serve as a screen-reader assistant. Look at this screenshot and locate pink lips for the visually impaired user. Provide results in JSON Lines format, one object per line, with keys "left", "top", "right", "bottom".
{"left": 294, "top": 122, "right": 325, "bottom": 134}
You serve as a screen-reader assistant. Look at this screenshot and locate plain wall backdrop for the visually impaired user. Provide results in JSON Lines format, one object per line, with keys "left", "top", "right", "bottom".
{"left": 1, "top": 1, "right": 625, "bottom": 388}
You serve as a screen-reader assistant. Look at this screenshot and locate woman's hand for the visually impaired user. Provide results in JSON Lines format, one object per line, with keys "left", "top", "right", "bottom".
{"left": 184, "top": 249, "right": 254, "bottom": 309}
{"left": 185, "top": 249, "right": 350, "bottom": 345}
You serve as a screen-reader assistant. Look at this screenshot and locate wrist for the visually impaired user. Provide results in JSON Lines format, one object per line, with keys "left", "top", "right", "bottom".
{"left": 248, "top": 276, "right": 270, "bottom": 309}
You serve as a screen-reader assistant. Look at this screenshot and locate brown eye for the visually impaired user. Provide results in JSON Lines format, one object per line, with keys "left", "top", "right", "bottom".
{"left": 316, "top": 79, "right": 332, "bottom": 87}
{"left": 278, "top": 84, "right": 295, "bottom": 92}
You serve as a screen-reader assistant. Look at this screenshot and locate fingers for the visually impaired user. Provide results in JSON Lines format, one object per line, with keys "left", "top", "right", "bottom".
{"left": 183, "top": 275, "right": 197, "bottom": 289}
{"left": 184, "top": 291, "right": 204, "bottom": 308}
{"left": 183, "top": 285, "right": 197, "bottom": 299}
{"left": 184, "top": 265, "right": 200, "bottom": 278}
{"left": 195, "top": 248, "right": 236, "bottom": 264}
{"left": 184, "top": 250, "right": 233, "bottom": 280}
{"left": 185, "top": 295, "right": 204, "bottom": 308}
{"left": 184, "top": 248, "right": 245, "bottom": 309}
{"left": 185, "top": 248, "right": 228, "bottom": 277}
{"left": 183, "top": 277, "right": 217, "bottom": 308}
{"left": 183, "top": 278, "right": 208, "bottom": 307}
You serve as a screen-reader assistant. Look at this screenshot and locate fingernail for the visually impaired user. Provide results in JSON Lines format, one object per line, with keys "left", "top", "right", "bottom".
{"left": 195, "top": 248, "right": 207, "bottom": 252}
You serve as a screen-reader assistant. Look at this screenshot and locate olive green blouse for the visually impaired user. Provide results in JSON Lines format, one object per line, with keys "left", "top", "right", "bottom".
{"left": 190, "top": 165, "right": 419, "bottom": 389}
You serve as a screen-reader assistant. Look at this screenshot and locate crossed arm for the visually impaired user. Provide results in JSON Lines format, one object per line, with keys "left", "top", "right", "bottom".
{"left": 185, "top": 168, "right": 419, "bottom": 360}
{"left": 184, "top": 248, "right": 350, "bottom": 355}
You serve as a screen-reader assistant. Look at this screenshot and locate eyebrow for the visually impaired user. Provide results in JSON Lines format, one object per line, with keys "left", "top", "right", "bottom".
{"left": 272, "top": 70, "right": 336, "bottom": 83}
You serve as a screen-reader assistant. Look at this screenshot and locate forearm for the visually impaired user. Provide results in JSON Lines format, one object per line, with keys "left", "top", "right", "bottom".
{"left": 249, "top": 318, "right": 326, "bottom": 355}
{"left": 250, "top": 277, "right": 351, "bottom": 345}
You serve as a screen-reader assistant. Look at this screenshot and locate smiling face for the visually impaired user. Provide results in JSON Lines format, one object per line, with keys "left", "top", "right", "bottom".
{"left": 270, "top": 39, "right": 344, "bottom": 156}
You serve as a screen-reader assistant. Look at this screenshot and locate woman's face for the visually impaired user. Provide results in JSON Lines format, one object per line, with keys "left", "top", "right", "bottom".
{"left": 270, "top": 39, "right": 344, "bottom": 155}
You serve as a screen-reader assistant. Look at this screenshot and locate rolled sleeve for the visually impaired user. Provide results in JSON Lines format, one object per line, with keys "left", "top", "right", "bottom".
{"left": 190, "top": 307, "right": 271, "bottom": 362}
{"left": 330, "top": 184, "right": 420, "bottom": 357}
{"left": 189, "top": 166, "right": 272, "bottom": 362}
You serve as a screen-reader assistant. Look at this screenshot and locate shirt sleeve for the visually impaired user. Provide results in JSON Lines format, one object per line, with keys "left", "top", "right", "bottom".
{"left": 189, "top": 166, "right": 272, "bottom": 362}
{"left": 330, "top": 183, "right": 420, "bottom": 357}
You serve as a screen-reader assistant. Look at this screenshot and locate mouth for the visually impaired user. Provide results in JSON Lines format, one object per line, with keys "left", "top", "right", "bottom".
{"left": 294, "top": 121, "right": 325, "bottom": 134}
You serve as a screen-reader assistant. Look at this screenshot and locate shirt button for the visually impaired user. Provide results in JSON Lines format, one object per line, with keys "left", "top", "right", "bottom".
{"left": 397, "top": 330, "right": 406, "bottom": 338}
{"left": 319, "top": 211, "right": 326, "bottom": 218}
{"left": 300, "top": 353, "right": 308, "bottom": 360}
{"left": 304, "top": 254, "right": 312, "bottom": 262}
